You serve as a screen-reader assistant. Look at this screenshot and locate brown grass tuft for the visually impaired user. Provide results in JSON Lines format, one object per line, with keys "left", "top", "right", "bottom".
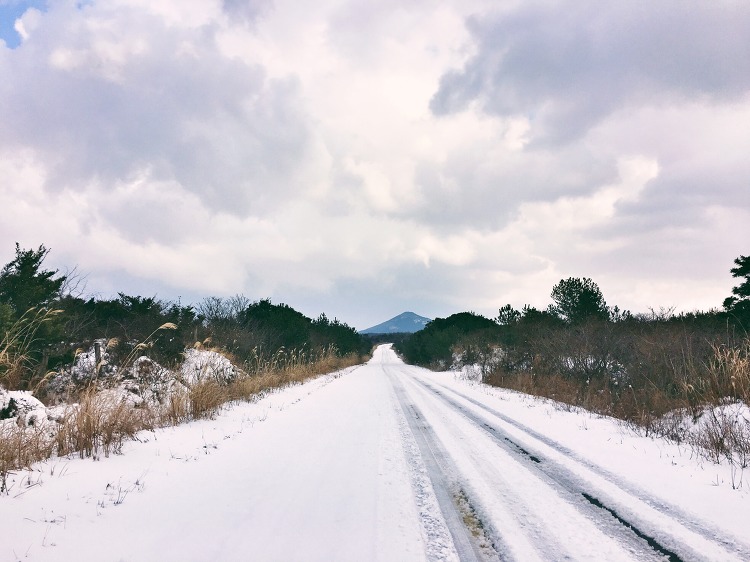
{"left": 55, "top": 388, "right": 155, "bottom": 460}
{"left": 0, "top": 423, "right": 54, "bottom": 493}
{"left": 188, "top": 380, "right": 227, "bottom": 419}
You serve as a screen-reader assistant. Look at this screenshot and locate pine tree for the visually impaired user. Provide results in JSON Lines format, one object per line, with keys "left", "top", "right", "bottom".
{"left": 723, "top": 255, "right": 750, "bottom": 322}
{"left": 0, "top": 244, "right": 66, "bottom": 315}
{"left": 549, "top": 277, "right": 609, "bottom": 324}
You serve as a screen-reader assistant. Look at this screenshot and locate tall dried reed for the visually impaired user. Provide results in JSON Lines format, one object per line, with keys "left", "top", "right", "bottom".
{"left": 230, "top": 346, "right": 361, "bottom": 402}
{"left": 55, "top": 388, "right": 155, "bottom": 460}
{"left": 0, "top": 423, "right": 54, "bottom": 494}
{"left": 0, "top": 308, "right": 61, "bottom": 390}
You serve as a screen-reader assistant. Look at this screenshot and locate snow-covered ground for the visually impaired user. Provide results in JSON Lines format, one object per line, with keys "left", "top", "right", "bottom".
{"left": 2, "top": 345, "right": 749, "bottom": 561}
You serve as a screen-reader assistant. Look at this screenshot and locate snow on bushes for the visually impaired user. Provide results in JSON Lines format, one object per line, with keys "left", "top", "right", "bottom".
{"left": 45, "top": 342, "right": 238, "bottom": 407}
{"left": 648, "top": 400, "right": 750, "bottom": 470}
{"left": 179, "top": 348, "right": 237, "bottom": 385}
{"left": 0, "top": 387, "right": 54, "bottom": 428}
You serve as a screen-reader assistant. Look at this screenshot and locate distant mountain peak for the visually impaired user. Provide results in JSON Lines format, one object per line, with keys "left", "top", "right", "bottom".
{"left": 360, "top": 311, "right": 431, "bottom": 334}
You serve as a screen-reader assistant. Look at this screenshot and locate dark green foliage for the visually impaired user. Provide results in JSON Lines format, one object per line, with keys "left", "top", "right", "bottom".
{"left": 0, "top": 303, "right": 13, "bottom": 337}
{"left": 724, "top": 255, "right": 750, "bottom": 327}
{"left": 0, "top": 245, "right": 68, "bottom": 385}
{"left": 242, "top": 299, "right": 313, "bottom": 351}
{"left": 0, "top": 244, "right": 65, "bottom": 315}
{"left": 395, "top": 312, "right": 501, "bottom": 367}
{"left": 238, "top": 301, "right": 368, "bottom": 355}
{"left": 492, "top": 303, "right": 732, "bottom": 391}
{"left": 491, "top": 305, "right": 563, "bottom": 372}
{"left": 496, "top": 304, "right": 521, "bottom": 326}
{"left": 55, "top": 293, "right": 197, "bottom": 368}
{"left": 396, "top": 272, "right": 745, "bottom": 426}
{"left": 0, "top": 244, "right": 368, "bottom": 392}
{"left": 193, "top": 297, "right": 368, "bottom": 365}
{"left": 221, "top": 300, "right": 369, "bottom": 357}
{"left": 311, "top": 313, "right": 369, "bottom": 356}
{"left": 0, "top": 397, "right": 18, "bottom": 420}
{"left": 548, "top": 277, "right": 609, "bottom": 324}
{"left": 729, "top": 255, "right": 750, "bottom": 299}
{"left": 363, "top": 332, "right": 412, "bottom": 347}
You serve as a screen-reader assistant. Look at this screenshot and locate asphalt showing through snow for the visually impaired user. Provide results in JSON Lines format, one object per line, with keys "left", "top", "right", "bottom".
{"left": 390, "top": 373, "right": 485, "bottom": 561}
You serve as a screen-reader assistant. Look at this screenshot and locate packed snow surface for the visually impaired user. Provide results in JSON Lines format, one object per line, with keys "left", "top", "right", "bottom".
{"left": 3, "top": 345, "right": 750, "bottom": 561}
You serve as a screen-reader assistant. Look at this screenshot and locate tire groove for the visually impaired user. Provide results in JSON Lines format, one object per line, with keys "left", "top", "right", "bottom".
{"left": 413, "top": 375, "right": 748, "bottom": 561}
{"left": 388, "top": 369, "right": 504, "bottom": 562}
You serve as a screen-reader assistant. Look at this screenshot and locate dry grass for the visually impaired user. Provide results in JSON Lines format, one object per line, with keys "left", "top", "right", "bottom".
{"left": 187, "top": 380, "right": 226, "bottom": 419}
{"left": 0, "top": 423, "right": 54, "bottom": 494}
{"left": 163, "top": 386, "right": 190, "bottom": 425}
{"left": 0, "top": 308, "right": 61, "bottom": 391}
{"left": 230, "top": 347, "right": 362, "bottom": 402}
{"left": 486, "top": 338, "right": 750, "bottom": 471}
{"left": 1, "top": 347, "right": 366, "bottom": 491}
{"left": 54, "top": 387, "right": 156, "bottom": 460}
{"left": 689, "top": 341, "right": 750, "bottom": 406}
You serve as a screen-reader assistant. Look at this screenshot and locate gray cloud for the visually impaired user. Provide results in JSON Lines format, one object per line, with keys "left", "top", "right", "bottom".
{"left": 412, "top": 143, "right": 617, "bottom": 232}
{"left": 1, "top": 2, "right": 311, "bottom": 217}
{"left": 222, "top": 0, "right": 273, "bottom": 26}
{"left": 431, "top": 1, "right": 750, "bottom": 145}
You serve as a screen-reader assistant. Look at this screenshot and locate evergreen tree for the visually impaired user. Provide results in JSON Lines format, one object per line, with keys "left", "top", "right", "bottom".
{"left": 548, "top": 277, "right": 609, "bottom": 324}
{"left": 723, "top": 255, "right": 750, "bottom": 324}
{"left": 0, "top": 244, "right": 66, "bottom": 315}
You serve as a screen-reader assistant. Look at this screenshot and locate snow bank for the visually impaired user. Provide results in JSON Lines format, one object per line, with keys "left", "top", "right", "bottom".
{"left": 0, "top": 387, "right": 55, "bottom": 428}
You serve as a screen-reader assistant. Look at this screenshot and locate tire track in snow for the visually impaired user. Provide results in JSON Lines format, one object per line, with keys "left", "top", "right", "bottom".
{"left": 389, "top": 393, "right": 461, "bottom": 562}
{"left": 410, "top": 373, "right": 750, "bottom": 562}
{"left": 396, "top": 368, "right": 656, "bottom": 562}
{"left": 388, "top": 370, "right": 491, "bottom": 562}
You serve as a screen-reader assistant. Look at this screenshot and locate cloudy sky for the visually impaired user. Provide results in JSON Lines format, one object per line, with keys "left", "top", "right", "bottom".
{"left": 1, "top": 0, "right": 748, "bottom": 329}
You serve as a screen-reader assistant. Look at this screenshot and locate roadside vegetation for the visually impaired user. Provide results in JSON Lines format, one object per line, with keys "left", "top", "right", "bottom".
{"left": 396, "top": 257, "right": 750, "bottom": 476}
{"left": 0, "top": 244, "right": 370, "bottom": 490}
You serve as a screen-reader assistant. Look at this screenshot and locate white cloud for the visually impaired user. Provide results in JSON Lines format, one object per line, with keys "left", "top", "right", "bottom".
{"left": 13, "top": 6, "right": 41, "bottom": 41}
{"left": 513, "top": 156, "right": 659, "bottom": 234}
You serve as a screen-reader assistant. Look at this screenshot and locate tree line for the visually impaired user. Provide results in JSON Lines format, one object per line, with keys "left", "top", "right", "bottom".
{"left": 0, "top": 244, "right": 369, "bottom": 394}
{"left": 397, "top": 257, "right": 750, "bottom": 428}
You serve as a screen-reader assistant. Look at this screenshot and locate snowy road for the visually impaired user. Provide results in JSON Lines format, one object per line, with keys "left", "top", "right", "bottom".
{"left": 3, "top": 345, "right": 750, "bottom": 561}
{"left": 385, "top": 354, "right": 749, "bottom": 561}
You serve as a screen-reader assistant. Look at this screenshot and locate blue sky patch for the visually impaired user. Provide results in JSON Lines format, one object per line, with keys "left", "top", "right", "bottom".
{"left": 0, "top": 0, "right": 47, "bottom": 48}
